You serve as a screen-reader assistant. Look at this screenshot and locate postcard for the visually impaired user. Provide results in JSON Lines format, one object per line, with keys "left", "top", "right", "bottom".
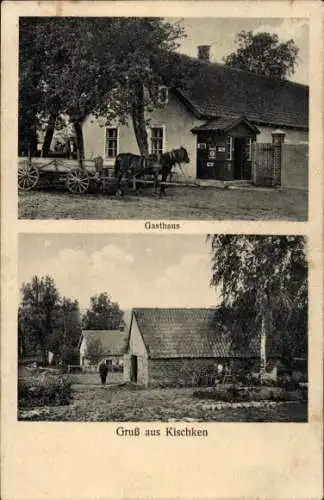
{"left": 1, "top": 1, "right": 323, "bottom": 499}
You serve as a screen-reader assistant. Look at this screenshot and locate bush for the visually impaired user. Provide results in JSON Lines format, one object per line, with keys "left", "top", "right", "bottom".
{"left": 18, "top": 374, "right": 73, "bottom": 408}
{"left": 60, "top": 345, "right": 79, "bottom": 366}
{"left": 277, "top": 374, "right": 300, "bottom": 391}
{"left": 193, "top": 384, "right": 305, "bottom": 403}
{"left": 194, "top": 385, "right": 249, "bottom": 402}
{"left": 174, "top": 367, "right": 220, "bottom": 388}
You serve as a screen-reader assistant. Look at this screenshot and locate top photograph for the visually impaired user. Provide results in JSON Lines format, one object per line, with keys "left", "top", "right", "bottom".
{"left": 18, "top": 17, "right": 309, "bottom": 220}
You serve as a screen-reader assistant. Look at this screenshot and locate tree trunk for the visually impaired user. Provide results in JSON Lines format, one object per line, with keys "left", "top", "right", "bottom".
{"left": 260, "top": 316, "right": 267, "bottom": 380}
{"left": 259, "top": 285, "right": 270, "bottom": 381}
{"left": 131, "top": 82, "right": 149, "bottom": 156}
{"left": 73, "top": 121, "right": 85, "bottom": 163}
{"left": 42, "top": 114, "right": 57, "bottom": 157}
{"left": 28, "top": 123, "right": 38, "bottom": 158}
{"left": 38, "top": 329, "right": 48, "bottom": 366}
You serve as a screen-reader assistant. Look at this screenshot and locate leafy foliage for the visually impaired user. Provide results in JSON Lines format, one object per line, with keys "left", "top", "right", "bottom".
{"left": 85, "top": 338, "right": 105, "bottom": 365}
{"left": 208, "top": 236, "right": 307, "bottom": 361}
{"left": 19, "top": 17, "right": 186, "bottom": 156}
{"left": 59, "top": 345, "right": 79, "bottom": 366}
{"left": 82, "top": 292, "right": 124, "bottom": 330}
{"left": 223, "top": 30, "right": 299, "bottom": 79}
{"left": 18, "top": 373, "right": 73, "bottom": 408}
{"left": 193, "top": 385, "right": 306, "bottom": 403}
{"left": 18, "top": 275, "right": 82, "bottom": 364}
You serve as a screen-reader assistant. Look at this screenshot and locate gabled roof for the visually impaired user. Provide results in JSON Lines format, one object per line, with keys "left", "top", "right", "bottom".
{"left": 163, "top": 53, "right": 308, "bottom": 130}
{"left": 132, "top": 308, "right": 259, "bottom": 359}
{"left": 81, "top": 330, "right": 128, "bottom": 356}
{"left": 191, "top": 115, "right": 260, "bottom": 134}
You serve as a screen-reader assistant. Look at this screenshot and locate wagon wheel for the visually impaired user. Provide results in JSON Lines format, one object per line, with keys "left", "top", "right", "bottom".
{"left": 18, "top": 162, "right": 39, "bottom": 190}
{"left": 66, "top": 168, "right": 90, "bottom": 194}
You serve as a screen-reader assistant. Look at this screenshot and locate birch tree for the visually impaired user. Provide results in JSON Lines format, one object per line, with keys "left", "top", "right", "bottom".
{"left": 208, "top": 235, "right": 307, "bottom": 375}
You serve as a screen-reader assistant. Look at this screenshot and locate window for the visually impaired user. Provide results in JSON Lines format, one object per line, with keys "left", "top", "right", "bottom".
{"left": 150, "top": 126, "right": 164, "bottom": 156}
{"left": 105, "top": 127, "right": 118, "bottom": 158}
{"left": 226, "top": 136, "right": 233, "bottom": 160}
{"left": 158, "top": 86, "right": 168, "bottom": 105}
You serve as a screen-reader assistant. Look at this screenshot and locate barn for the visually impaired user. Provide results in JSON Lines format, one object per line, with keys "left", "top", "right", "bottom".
{"left": 79, "top": 329, "right": 128, "bottom": 371}
{"left": 83, "top": 46, "right": 308, "bottom": 189}
{"left": 123, "top": 308, "right": 283, "bottom": 387}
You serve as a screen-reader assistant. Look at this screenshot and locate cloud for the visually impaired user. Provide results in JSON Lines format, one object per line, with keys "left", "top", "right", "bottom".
{"left": 19, "top": 244, "right": 219, "bottom": 310}
{"left": 20, "top": 245, "right": 135, "bottom": 309}
{"left": 253, "top": 19, "right": 308, "bottom": 84}
{"left": 253, "top": 19, "right": 308, "bottom": 43}
{"left": 155, "top": 253, "right": 218, "bottom": 307}
{"left": 92, "top": 245, "right": 134, "bottom": 264}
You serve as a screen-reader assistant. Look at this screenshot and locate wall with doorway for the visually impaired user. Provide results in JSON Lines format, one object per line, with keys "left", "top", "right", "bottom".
{"left": 124, "top": 315, "right": 148, "bottom": 386}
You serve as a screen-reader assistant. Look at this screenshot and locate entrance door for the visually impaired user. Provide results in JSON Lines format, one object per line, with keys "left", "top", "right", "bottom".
{"left": 197, "top": 137, "right": 212, "bottom": 179}
{"left": 233, "top": 137, "right": 251, "bottom": 180}
{"left": 234, "top": 138, "right": 245, "bottom": 179}
{"left": 131, "top": 355, "right": 138, "bottom": 382}
{"left": 196, "top": 133, "right": 221, "bottom": 179}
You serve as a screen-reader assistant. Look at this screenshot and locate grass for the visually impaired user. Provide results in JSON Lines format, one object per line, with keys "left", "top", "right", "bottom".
{"left": 18, "top": 185, "right": 307, "bottom": 220}
{"left": 71, "top": 371, "right": 124, "bottom": 385}
{"left": 18, "top": 383, "right": 308, "bottom": 422}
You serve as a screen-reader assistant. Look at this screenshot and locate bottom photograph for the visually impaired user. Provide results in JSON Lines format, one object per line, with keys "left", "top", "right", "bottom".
{"left": 18, "top": 234, "right": 308, "bottom": 422}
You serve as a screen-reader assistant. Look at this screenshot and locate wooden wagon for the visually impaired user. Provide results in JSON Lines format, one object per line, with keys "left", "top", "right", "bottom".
{"left": 18, "top": 156, "right": 117, "bottom": 194}
{"left": 18, "top": 155, "right": 197, "bottom": 195}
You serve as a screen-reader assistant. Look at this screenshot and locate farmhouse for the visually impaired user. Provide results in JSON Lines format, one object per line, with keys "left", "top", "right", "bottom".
{"left": 83, "top": 47, "right": 308, "bottom": 189}
{"left": 123, "top": 308, "right": 282, "bottom": 387}
{"left": 79, "top": 329, "right": 128, "bottom": 370}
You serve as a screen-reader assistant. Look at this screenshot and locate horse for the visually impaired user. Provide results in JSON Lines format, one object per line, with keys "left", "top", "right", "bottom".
{"left": 114, "top": 153, "right": 150, "bottom": 196}
{"left": 154, "top": 146, "right": 190, "bottom": 195}
{"left": 113, "top": 147, "right": 190, "bottom": 197}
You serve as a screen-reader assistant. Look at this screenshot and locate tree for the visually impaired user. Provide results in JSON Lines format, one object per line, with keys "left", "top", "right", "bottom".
{"left": 19, "top": 275, "right": 61, "bottom": 364}
{"left": 19, "top": 18, "right": 46, "bottom": 156}
{"left": 103, "top": 18, "right": 186, "bottom": 155}
{"left": 86, "top": 338, "right": 105, "bottom": 365}
{"left": 82, "top": 292, "right": 124, "bottom": 330}
{"left": 60, "top": 345, "right": 79, "bottom": 366}
{"left": 19, "top": 18, "right": 115, "bottom": 157}
{"left": 19, "top": 17, "right": 186, "bottom": 157}
{"left": 208, "top": 236, "right": 307, "bottom": 374}
{"left": 223, "top": 30, "right": 299, "bottom": 79}
{"left": 47, "top": 297, "right": 82, "bottom": 358}
{"left": 18, "top": 276, "right": 82, "bottom": 364}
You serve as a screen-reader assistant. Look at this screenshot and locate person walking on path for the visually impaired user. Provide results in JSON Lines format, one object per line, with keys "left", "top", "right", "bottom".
{"left": 99, "top": 359, "right": 109, "bottom": 386}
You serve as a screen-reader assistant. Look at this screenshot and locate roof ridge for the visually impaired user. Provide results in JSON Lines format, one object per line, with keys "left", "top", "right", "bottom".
{"left": 175, "top": 52, "right": 308, "bottom": 89}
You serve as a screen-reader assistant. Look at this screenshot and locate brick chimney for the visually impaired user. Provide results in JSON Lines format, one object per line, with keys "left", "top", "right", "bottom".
{"left": 197, "top": 45, "right": 211, "bottom": 63}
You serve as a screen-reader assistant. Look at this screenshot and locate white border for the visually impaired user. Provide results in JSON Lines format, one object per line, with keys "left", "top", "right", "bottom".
{"left": 1, "top": 2, "right": 323, "bottom": 500}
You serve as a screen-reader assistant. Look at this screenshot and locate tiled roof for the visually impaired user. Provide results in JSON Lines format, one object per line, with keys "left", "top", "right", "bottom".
{"left": 132, "top": 308, "right": 259, "bottom": 359}
{"left": 81, "top": 330, "right": 128, "bottom": 356}
{"left": 191, "top": 115, "right": 260, "bottom": 133}
{"left": 163, "top": 53, "right": 308, "bottom": 130}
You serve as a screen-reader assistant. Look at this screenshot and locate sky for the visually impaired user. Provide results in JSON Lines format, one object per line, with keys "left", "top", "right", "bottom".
{"left": 171, "top": 18, "right": 309, "bottom": 84}
{"left": 18, "top": 234, "right": 219, "bottom": 310}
